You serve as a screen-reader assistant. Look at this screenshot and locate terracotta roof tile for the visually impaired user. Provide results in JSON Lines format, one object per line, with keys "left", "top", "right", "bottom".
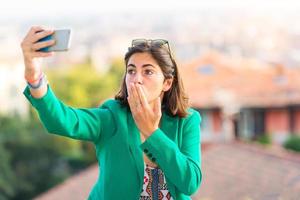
{"left": 194, "top": 142, "right": 300, "bottom": 200}
{"left": 34, "top": 165, "right": 98, "bottom": 200}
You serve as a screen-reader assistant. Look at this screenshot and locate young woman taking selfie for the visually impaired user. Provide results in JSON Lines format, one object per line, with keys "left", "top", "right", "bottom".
{"left": 21, "top": 26, "right": 202, "bottom": 200}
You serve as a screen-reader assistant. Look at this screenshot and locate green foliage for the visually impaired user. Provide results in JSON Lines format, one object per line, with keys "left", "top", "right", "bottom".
{"left": 283, "top": 135, "right": 300, "bottom": 152}
{"left": 47, "top": 58, "right": 124, "bottom": 108}
{"left": 0, "top": 144, "right": 15, "bottom": 200}
{"left": 256, "top": 133, "right": 272, "bottom": 145}
{"left": 0, "top": 115, "right": 95, "bottom": 200}
{"left": 109, "top": 57, "right": 126, "bottom": 86}
{"left": 1, "top": 117, "right": 56, "bottom": 199}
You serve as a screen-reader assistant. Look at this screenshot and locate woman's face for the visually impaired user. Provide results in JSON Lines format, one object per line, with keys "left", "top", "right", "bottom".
{"left": 125, "top": 52, "right": 172, "bottom": 104}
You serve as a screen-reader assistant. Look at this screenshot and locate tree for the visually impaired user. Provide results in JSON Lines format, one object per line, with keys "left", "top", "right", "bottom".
{"left": 0, "top": 143, "right": 16, "bottom": 200}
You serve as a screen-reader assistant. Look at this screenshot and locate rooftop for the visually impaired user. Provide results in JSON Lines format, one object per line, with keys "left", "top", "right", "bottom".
{"left": 34, "top": 142, "right": 300, "bottom": 200}
{"left": 181, "top": 51, "right": 300, "bottom": 108}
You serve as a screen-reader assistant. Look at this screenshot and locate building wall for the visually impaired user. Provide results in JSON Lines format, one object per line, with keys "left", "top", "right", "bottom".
{"left": 212, "top": 110, "right": 222, "bottom": 133}
{"left": 266, "top": 109, "right": 289, "bottom": 134}
{"left": 199, "top": 109, "right": 222, "bottom": 142}
{"left": 200, "top": 107, "right": 299, "bottom": 143}
{"left": 294, "top": 110, "right": 300, "bottom": 134}
{"left": 265, "top": 109, "right": 289, "bottom": 143}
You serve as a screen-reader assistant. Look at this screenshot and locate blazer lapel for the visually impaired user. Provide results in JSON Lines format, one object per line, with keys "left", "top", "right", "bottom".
{"left": 127, "top": 112, "right": 144, "bottom": 185}
{"left": 160, "top": 111, "right": 179, "bottom": 142}
{"left": 126, "top": 110, "right": 179, "bottom": 186}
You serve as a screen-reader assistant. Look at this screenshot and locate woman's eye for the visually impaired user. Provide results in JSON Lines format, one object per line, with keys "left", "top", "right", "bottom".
{"left": 145, "top": 69, "right": 154, "bottom": 75}
{"left": 127, "top": 69, "right": 135, "bottom": 74}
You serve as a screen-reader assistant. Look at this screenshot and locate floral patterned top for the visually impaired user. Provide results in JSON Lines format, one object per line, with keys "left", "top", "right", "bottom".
{"left": 140, "top": 163, "right": 174, "bottom": 200}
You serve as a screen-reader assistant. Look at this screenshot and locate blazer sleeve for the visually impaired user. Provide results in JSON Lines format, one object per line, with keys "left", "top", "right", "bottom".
{"left": 23, "top": 85, "right": 115, "bottom": 143}
{"left": 140, "top": 110, "right": 202, "bottom": 195}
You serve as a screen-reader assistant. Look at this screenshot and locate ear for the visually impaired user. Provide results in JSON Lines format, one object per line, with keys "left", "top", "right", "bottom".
{"left": 162, "top": 78, "right": 173, "bottom": 92}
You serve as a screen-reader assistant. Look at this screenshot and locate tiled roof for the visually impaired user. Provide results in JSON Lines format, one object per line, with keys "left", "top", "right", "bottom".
{"left": 34, "top": 142, "right": 300, "bottom": 200}
{"left": 34, "top": 165, "right": 98, "bottom": 200}
{"left": 181, "top": 51, "right": 300, "bottom": 108}
{"left": 194, "top": 142, "right": 300, "bottom": 200}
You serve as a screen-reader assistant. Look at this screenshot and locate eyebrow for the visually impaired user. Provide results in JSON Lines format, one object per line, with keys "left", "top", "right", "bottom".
{"left": 127, "top": 64, "right": 155, "bottom": 68}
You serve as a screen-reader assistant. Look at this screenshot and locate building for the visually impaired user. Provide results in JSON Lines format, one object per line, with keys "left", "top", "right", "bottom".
{"left": 181, "top": 51, "right": 300, "bottom": 143}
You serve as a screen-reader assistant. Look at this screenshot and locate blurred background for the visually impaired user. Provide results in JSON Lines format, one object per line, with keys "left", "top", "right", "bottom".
{"left": 1, "top": 0, "right": 300, "bottom": 199}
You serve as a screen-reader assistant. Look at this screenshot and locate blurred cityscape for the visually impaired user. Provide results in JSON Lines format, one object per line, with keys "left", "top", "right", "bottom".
{"left": 1, "top": 9, "right": 300, "bottom": 117}
{"left": 1, "top": 5, "right": 300, "bottom": 200}
{"left": 2, "top": 8, "right": 300, "bottom": 140}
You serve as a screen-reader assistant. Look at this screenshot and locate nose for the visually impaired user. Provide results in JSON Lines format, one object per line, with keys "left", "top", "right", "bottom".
{"left": 133, "top": 72, "right": 143, "bottom": 84}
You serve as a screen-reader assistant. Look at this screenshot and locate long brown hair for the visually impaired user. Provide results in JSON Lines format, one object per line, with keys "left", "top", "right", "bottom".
{"left": 115, "top": 40, "right": 189, "bottom": 117}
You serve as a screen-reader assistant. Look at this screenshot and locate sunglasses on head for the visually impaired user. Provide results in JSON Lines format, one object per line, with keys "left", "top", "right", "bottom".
{"left": 131, "top": 39, "right": 172, "bottom": 55}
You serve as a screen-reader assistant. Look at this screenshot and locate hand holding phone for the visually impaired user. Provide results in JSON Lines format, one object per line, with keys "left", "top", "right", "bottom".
{"left": 37, "top": 29, "right": 72, "bottom": 52}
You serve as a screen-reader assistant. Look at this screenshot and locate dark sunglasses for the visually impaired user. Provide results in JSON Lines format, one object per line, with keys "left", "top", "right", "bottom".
{"left": 131, "top": 39, "right": 172, "bottom": 56}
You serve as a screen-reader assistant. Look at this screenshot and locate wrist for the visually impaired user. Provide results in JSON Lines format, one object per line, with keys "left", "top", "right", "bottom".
{"left": 25, "top": 70, "right": 43, "bottom": 84}
{"left": 142, "top": 127, "right": 158, "bottom": 138}
{"left": 27, "top": 73, "right": 47, "bottom": 89}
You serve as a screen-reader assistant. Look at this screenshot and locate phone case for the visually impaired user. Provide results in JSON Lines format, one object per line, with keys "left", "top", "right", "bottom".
{"left": 38, "top": 29, "right": 71, "bottom": 52}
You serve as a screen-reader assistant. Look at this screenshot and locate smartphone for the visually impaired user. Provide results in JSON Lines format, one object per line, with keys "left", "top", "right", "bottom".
{"left": 37, "top": 29, "right": 72, "bottom": 52}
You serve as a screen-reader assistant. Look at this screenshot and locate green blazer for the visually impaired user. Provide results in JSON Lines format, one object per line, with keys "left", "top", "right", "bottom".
{"left": 23, "top": 85, "right": 202, "bottom": 200}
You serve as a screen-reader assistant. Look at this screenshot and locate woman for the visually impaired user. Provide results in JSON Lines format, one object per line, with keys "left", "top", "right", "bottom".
{"left": 21, "top": 26, "right": 202, "bottom": 200}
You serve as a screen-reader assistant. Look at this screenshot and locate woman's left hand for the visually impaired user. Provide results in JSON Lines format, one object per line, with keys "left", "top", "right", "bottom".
{"left": 127, "top": 83, "right": 162, "bottom": 139}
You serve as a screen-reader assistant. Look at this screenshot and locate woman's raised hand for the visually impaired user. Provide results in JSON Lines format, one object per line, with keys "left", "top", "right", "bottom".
{"left": 21, "top": 26, "right": 55, "bottom": 82}
{"left": 127, "top": 83, "right": 162, "bottom": 139}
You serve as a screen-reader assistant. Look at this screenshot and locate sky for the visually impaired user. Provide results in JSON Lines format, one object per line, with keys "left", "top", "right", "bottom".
{"left": 1, "top": 0, "right": 300, "bottom": 18}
